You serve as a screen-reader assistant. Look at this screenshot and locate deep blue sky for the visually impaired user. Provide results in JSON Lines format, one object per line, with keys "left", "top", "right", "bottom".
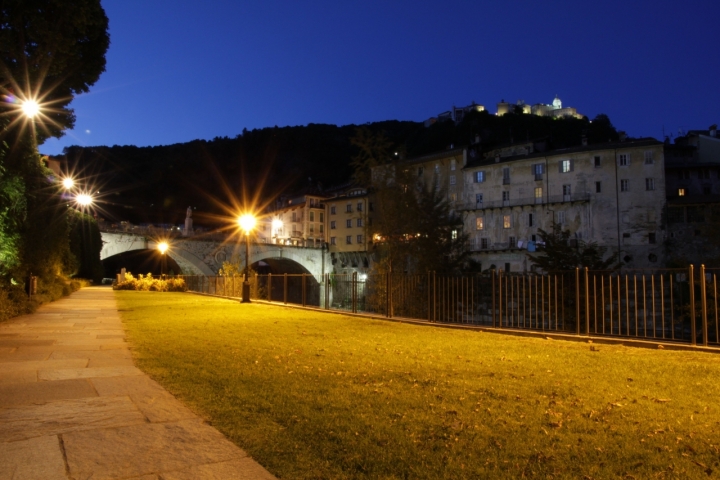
{"left": 40, "top": 0, "right": 720, "bottom": 155}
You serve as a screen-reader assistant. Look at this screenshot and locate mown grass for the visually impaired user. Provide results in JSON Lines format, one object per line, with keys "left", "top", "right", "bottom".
{"left": 116, "top": 292, "right": 720, "bottom": 479}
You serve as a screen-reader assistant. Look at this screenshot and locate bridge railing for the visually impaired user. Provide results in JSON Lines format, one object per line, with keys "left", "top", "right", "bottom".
{"left": 180, "top": 265, "right": 720, "bottom": 348}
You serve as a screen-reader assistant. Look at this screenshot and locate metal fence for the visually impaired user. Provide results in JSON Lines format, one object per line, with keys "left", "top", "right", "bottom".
{"left": 180, "top": 264, "right": 720, "bottom": 348}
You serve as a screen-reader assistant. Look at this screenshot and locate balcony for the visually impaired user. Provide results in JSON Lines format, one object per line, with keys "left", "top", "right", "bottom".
{"left": 460, "top": 192, "right": 590, "bottom": 211}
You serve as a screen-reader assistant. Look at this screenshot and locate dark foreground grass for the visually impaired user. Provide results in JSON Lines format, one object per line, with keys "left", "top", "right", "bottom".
{"left": 116, "top": 292, "right": 720, "bottom": 479}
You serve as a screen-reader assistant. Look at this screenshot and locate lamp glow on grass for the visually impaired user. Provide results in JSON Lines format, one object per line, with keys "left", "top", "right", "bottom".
{"left": 117, "top": 292, "right": 720, "bottom": 479}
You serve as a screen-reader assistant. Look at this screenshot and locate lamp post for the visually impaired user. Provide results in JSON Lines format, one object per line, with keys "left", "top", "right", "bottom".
{"left": 158, "top": 242, "right": 169, "bottom": 277}
{"left": 238, "top": 214, "right": 256, "bottom": 303}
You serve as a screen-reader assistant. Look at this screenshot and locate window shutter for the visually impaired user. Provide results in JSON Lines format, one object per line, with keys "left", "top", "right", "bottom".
{"left": 570, "top": 159, "right": 574, "bottom": 172}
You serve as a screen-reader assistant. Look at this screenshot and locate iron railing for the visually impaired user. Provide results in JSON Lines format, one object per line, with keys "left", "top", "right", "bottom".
{"left": 179, "top": 264, "right": 720, "bottom": 348}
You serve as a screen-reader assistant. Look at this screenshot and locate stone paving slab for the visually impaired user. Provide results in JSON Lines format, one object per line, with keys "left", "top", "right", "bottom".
{"left": 0, "top": 435, "right": 68, "bottom": 480}
{"left": 0, "top": 378, "right": 98, "bottom": 408}
{"left": 63, "top": 419, "right": 250, "bottom": 480}
{"left": 0, "top": 396, "right": 145, "bottom": 442}
{"left": 0, "top": 370, "right": 37, "bottom": 384}
{"left": 38, "top": 365, "right": 143, "bottom": 381}
{"left": 0, "top": 359, "right": 88, "bottom": 372}
{"left": 0, "top": 287, "right": 277, "bottom": 479}
{"left": 91, "top": 376, "right": 196, "bottom": 423}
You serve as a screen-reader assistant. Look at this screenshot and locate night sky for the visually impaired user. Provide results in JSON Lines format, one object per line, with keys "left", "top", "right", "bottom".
{"left": 40, "top": 0, "right": 720, "bottom": 155}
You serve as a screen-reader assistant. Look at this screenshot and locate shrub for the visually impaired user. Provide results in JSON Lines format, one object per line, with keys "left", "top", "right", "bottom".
{"left": 113, "top": 273, "right": 187, "bottom": 292}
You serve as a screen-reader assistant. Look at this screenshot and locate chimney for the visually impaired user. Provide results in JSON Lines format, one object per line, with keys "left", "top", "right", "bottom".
{"left": 618, "top": 131, "right": 627, "bottom": 142}
{"left": 710, "top": 124, "right": 717, "bottom": 138}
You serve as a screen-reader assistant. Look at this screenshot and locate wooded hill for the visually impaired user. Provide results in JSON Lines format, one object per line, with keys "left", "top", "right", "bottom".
{"left": 58, "top": 110, "right": 619, "bottom": 227}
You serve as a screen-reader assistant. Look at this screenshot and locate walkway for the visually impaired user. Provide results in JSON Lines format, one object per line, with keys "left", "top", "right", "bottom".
{"left": 0, "top": 287, "right": 276, "bottom": 480}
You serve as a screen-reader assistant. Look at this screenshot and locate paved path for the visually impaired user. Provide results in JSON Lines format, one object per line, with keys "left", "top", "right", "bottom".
{"left": 0, "top": 287, "right": 276, "bottom": 480}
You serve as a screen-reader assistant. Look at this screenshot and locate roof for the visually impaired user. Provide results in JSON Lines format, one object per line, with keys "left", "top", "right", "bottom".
{"left": 464, "top": 138, "right": 662, "bottom": 169}
{"left": 401, "top": 147, "right": 466, "bottom": 167}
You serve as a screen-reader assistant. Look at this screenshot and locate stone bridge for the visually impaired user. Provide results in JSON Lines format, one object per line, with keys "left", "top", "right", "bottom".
{"left": 100, "top": 232, "right": 330, "bottom": 282}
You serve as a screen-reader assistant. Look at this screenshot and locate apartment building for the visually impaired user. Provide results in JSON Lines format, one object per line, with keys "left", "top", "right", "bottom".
{"left": 462, "top": 138, "right": 666, "bottom": 272}
{"left": 325, "top": 186, "right": 372, "bottom": 272}
{"left": 268, "top": 194, "right": 326, "bottom": 247}
{"left": 403, "top": 147, "right": 468, "bottom": 207}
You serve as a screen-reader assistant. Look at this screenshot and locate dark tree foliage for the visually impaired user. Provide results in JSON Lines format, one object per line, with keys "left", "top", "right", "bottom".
{"left": 528, "top": 224, "right": 619, "bottom": 272}
{"left": 0, "top": 0, "right": 110, "bottom": 142}
{"left": 68, "top": 210, "right": 103, "bottom": 282}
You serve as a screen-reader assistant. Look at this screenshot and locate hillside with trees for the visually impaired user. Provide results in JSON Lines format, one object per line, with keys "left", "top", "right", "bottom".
{"left": 58, "top": 110, "right": 620, "bottom": 228}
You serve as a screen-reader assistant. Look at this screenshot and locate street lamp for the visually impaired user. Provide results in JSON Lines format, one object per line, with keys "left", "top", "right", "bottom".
{"left": 158, "top": 242, "right": 169, "bottom": 277}
{"left": 238, "top": 213, "right": 256, "bottom": 303}
{"left": 21, "top": 99, "right": 40, "bottom": 119}
{"left": 75, "top": 193, "right": 93, "bottom": 207}
{"left": 62, "top": 177, "right": 75, "bottom": 190}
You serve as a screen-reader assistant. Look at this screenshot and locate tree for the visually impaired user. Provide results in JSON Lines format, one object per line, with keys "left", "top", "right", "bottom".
{"left": 349, "top": 127, "right": 395, "bottom": 186}
{"left": 528, "top": 223, "right": 619, "bottom": 272}
{"left": 0, "top": 0, "right": 110, "bottom": 142}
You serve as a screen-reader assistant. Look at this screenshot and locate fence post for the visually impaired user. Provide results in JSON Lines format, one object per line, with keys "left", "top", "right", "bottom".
{"left": 701, "top": 264, "right": 708, "bottom": 347}
{"left": 302, "top": 274, "right": 306, "bottom": 307}
{"left": 268, "top": 273, "right": 272, "bottom": 302}
{"left": 689, "top": 265, "right": 696, "bottom": 345}
{"left": 585, "top": 267, "right": 590, "bottom": 336}
{"left": 575, "top": 268, "right": 581, "bottom": 336}
{"left": 352, "top": 271, "right": 357, "bottom": 313}
{"left": 325, "top": 273, "right": 329, "bottom": 309}
{"left": 492, "top": 270, "right": 496, "bottom": 327}
{"left": 427, "top": 271, "right": 431, "bottom": 321}
{"left": 284, "top": 273, "right": 288, "bottom": 305}
{"left": 433, "top": 271, "right": 437, "bottom": 323}
{"left": 498, "top": 269, "right": 503, "bottom": 327}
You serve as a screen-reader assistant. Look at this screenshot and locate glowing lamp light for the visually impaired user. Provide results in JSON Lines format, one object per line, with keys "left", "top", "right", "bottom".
{"left": 21, "top": 99, "right": 40, "bottom": 118}
{"left": 272, "top": 218, "right": 283, "bottom": 230}
{"left": 76, "top": 193, "right": 93, "bottom": 206}
{"left": 62, "top": 178, "right": 75, "bottom": 189}
{"left": 238, "top": 214, "right": 256, "bottom": 234}
{"left": 158, "top": 242, "right": 169, "bottom": 254}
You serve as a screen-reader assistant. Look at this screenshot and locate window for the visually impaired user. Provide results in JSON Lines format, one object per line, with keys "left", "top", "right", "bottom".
{"left": 330, "top": 205, "right": 336, "bottom": 215}
{"left": 449, "top": 193, "right": 457, "bottom": 202}
{"left": 481, "top": 238, "right": 488, "bottom": 249}
{"left": 595, "top": 181, "right": 602, "bottom": 193}
{"left": 505, "top": 263, "right": 511, "bottom": 273}
{"left": 534, "top": 187, "right": 543, "bottom": 203}
{"left": 330, "top": 221, "right": 336, "bottom": 229}
{"left": 678, "top": 188, "right": 686, "bottom": 196}
{"left": 309, "top": 212, "right": 315, "bottom": 221}
{"left": 473, "top": 171, "right": 485, "bottom": 183}
{"left": 594, "top": 156, "right": 601, "bottom": 168}
{"left": 679, "top": 169, "right": 690, "bottom": 179}
{"left": 346, "top": 219, "right": 352, "bottom": 228}
{"left": 320, "top": 212, "right": 324, "bottom": 222}
{"left": 451, "top": 230, "right": 458, "bottom": 240}
{"left": 330, "top": 237, "right": 336, "bottom": 245}
{"left": 310, "top": 224, "right": 314, "bottom": 233}
{"left": 557, "top": 211, "right": 566, "bottom": 224}
{"left": 356, "top": 218, "right": 362, "bottom": 227}
{"left": 621, "top": 179, "right": 629, "bottom": 192}
{"left": 476, "top": 193, "right": 483, "bottom": 205}
{"left": 449, "top": 175, "right": 456, "bottom": 185}
{"left": 528, "top": 213, "right": 535, "bottom": 227}
{"left": 503, "top": 167, "right": 510, "bottom": 184}
{"left": 503, "top": 214, "right": 511, "bottom": 228}
{"left": 509, "top": 236, "right": 516, "bottom": 248}
{"left": 502, "top": 191, "right": 510, "bottom": 201}
{"left": 533, "top": 163, "right": 545, "bottom": 180}
{"left": 357, "top": 235, "right": 363, "bottom": 244}
{"left": 476, "top": 216, "right": 484, "bottom": 230}
{"left": 346, "top": 204, "right": 352, "bottom": 213}
{"left": 346, "top": 235, "right": 352, "bottom": 245}
{"left": 644, "top": 151, "right": 654, "bottom": 164}
{"left": 704, "top": 185, "right": 712, "bottom": 195}
{"left": 357, "top": 202, "right": 363, "bottom": 212}
{"left": 434, "top": 164, "right": 440, "bottom": 174}
{"left": 645, "top": 178, "right": 655, "bottom": 191}
{"left": 649, "top": 232, "right": 656, "bottom": 244}
{"left": 563, "top": 184, "right": 571, "bottom": 200}
{"left": 418, "top": 166, "right": 424, "bottom": 176}
{"left": 292, "top": 212, "right": 297, "bottom": 222}
{"left": 619, "top": 154, "right": 629, "bottom": 166}
{"left": 701, "top": 169, "right": 711, "bottom": 180}
{"left": 560, "top": 159, "right": 572, "bottom": 173}
{"left": 450, "top": 159, "right": 456, "bottom": 171}
{"left": 320, "top": 224, "right": 324, "bottom": 233}
{"left": 369, "top": 202, "right": 374, "bottom": 212}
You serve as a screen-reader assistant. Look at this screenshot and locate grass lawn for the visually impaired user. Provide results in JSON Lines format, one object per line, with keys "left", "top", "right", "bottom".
{"left": 116, "top": 291, "right": 720, "bottom": 479}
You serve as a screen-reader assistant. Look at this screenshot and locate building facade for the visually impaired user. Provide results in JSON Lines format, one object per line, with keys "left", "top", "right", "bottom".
{"left": 462, "top": 139, "right": 666, "bottom": 271}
